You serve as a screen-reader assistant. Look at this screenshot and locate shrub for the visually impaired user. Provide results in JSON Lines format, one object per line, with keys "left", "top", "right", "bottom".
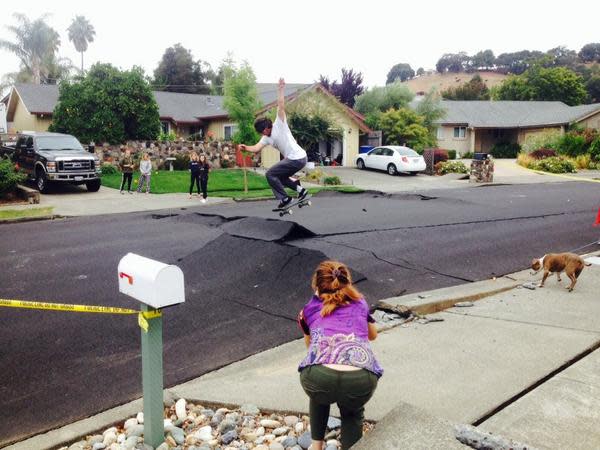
{"left": 436, "top": 160, "right": 468, "bottom": 175}
{"left": 447, "top": 150, "right": 457, "bottom": 160}
{"left": 0, "top": 157, "right": 26, "bottom": 197}
{"left": 433, "top": 149, "right": 449, "bottom": 164}
{"left": 490, "top": 142, "right": 521, "bottom": 158}
{"left": 521, "top": 130, "right": 561, "bottom": 154}
{"left": 303, "top": 168, "right": 325, "bottom": 183}
{"left": 517, "top": 152, "right": 536, "bottom": 169}
{"left": 158, "top": 131, "right": 177, "bottom": 142}
{"left": 529, "top": 148, "right": 557, "bottom": 160}
{"left": 589, "top": 137, "right": 600, "bottom": 162}
{"left": 557, "top": 133, "right": 587, "bottom": 157}
{"left": 462, "top": 151, "right": 474, "bottom": 159}
{"left": 323, "top": 176, "right": 341, "bottom": 185}
{"left": 101, "top": 163, "right": 118, "bottom": 175}
{"left": 531, "top": 156, "right": 576, "bottom": 173}
{"left": 173, "top": 153, "right": 190, "bottom": 170}
{"left": 574, "top": 154, "right": 592, "bottom": 170}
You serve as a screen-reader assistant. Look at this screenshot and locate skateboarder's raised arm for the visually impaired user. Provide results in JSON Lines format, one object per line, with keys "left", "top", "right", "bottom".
{"left": 277, "top": 77, "right": 286, "bottom": 122}
{"left": 239, "top": 141, "right": 265, "bottom": 153}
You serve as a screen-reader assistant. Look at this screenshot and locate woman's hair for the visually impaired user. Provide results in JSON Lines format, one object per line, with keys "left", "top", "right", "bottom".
{"left": 199, "top": 153, "right": 206, "bottom": 163}
{"left": 312, "top": 260, "right": 362, "bottom": 317}
{"left": 190, "top": 151, "right": 198, "bottom": 161}
{"left": 142, "top": 153, "right": 149, "bottom": 160}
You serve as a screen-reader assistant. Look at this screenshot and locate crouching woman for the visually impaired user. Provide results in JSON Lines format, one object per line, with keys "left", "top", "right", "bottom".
{"left": 298, "top": 260, "right": 382, "bottom": 450}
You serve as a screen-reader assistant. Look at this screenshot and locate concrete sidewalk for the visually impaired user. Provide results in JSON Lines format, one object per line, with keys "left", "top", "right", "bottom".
{"left": 7, "top": 254, "right": 600, "bottom": 450}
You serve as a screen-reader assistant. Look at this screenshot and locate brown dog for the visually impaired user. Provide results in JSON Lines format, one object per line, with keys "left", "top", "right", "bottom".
{"left": 531, "top": 253, "right": 591, "bottom": 292}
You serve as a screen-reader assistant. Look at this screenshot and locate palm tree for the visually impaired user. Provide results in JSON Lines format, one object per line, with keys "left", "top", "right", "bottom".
{"left": 0, "top": 13, "right": 61, "bottom": 84}
{"left": 67, "top": 16, "right": 95, "bottom": 73}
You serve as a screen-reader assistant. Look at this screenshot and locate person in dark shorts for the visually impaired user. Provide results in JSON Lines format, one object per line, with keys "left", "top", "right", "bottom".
{"left": 297, "top": 260, "right": 382, "bottom": 450}
{"left": 239, "top": 78, "right": 309, "bottom": 209}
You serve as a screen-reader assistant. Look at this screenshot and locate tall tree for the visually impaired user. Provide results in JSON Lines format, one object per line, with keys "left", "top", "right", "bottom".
{"left": 416, "top": 67, "right": 425, "bottom": 76}
{"left": 586, "top": 76, "right": 600, "bottom": 103}
{"left": 0, "top": 13, "right": 60, "bottom": 84}
{"left": 495, "top": 50, "right": 543, "bottom": 74}
{"left": 579, "top": 43, "right": 600, "bottom": 63}
{"left": 436, "top": 52, "right": 470, "bottom": 73}
{"left": 50, "top": 63, "right": 160, "bottom": 143}
{"left": 67, "top": 16, "right": 96, "bottom": 73}
{"left": 318, "top": 68, "right": 364, "bottom": 107}
{"left": 470, "top": 50, "right": 495, "bottom": 70}
{"left": 494, "top": 65, "right": 587, "bottom": 105}
{"left": 386, "top": 63, "right": 415, "bottom": 84}
{"left": 222, "top": 62, "right": 261, "bottom": 192}
{"left": 153, "top": 43, "right": 210, "bottom": 94}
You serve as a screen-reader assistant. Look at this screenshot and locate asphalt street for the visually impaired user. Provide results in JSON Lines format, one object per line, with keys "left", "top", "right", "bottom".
{"left": 1, "top": 181, "right": 599, "bottom": 446}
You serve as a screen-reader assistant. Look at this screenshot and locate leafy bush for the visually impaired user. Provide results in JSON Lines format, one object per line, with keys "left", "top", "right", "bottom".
{"left": 531, "top": 156, "right": 576, "bottom": 173}
{"left": 574, "top": 154, "right": 592, "bottom": 170}
{"left": 589, "top": 137, "right": 600, "bottom": 162}
{"left": 158, "top": 131, "right": 177, "bottom": 142}
{"left": 490, "top": 142, "right": 521, "bottom": 158}
{"left": 323, "top": 176, "right": 341, "bottom": 185}
{"left": 101, "top": 163, "right": 118, "bottom": 175}
{"left": 462, "top": 151, "right": 474, "bottom": 159}
{"left": 303, "top": 168, "right": 325, "bottom": 183}
{"left": 173, "top": 153, "right": 190, "bottom": 170}
{"left": 529, "top": 148, "right": 557, "bottom": 160}
{"left": 433, "top": 149, "right": 449, "bottom": 164}
{"left": 557, "top": 133, "right": 587, "bottom": 157}
{"left": 517, "top": 152, "right": 536, "bottom": 168}
{"left": 0, "top": 157, "right": 26, "bottom": 197}
{"left": 447, "top": 150, "right": 457, "bottom": 160}
{"left": 521, "top": 130, "right": 562, "bottom": 154}
{"left": 436, "top": 160, "right": 468, "bottom": 175}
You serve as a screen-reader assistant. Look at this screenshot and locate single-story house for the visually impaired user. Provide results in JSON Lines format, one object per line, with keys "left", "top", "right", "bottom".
{"left": 2, "top": 83, "right": 372, "bottom": 167}
{"left": 432, "top": 100, "right": 600, "bottom": 155}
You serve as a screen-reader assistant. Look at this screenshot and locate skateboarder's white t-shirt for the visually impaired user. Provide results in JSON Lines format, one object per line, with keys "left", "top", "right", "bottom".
{"left": 259, "top": 117, "right": 307, "bottom": 160}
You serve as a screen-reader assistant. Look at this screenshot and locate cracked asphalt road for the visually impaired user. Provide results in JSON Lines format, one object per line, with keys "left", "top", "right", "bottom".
{"left": 1, "top": 181, "right": 599, "bottom": 445}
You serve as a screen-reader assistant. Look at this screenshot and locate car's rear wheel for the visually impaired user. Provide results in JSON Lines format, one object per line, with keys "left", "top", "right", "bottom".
{"left": 86, "top": 179, "right": 101, "bottom": 192}
{"left": 36, "top": 169, "right": 49, "bottom": 193}
{"left": 387, "top": 164, "right": 397, "bottom": 176}
{"left": 357, "top": 159, "right": 365, "bottom": 170}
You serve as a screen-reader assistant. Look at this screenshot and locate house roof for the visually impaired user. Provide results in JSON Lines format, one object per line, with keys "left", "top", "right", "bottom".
{"left": 4, "top": 82, "right": 370, "bottom": 132}
{"left": 12, "top": 83, "right": 60, "bottom": 114}
{"left": 433, "top": 100, "right": 600, "bottom": 128}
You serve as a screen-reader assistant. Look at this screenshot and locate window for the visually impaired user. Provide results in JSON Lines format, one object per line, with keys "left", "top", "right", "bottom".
{"left": 453, "top": 126, "right": 466, "bottom": 139}
{"left": 383, "top": 149, "right": 394, "bottom": 157}
{"left": 160, "top": 121, "right": 170, "bottom": 134}
{"left": 369, "top": 148, "right": 384, "bottom": 156}
{"left": 224, "top": 124, "right": 237, "bottom": 141}
{"left": 436, "top": 127, "right": 444, "bottom": 139}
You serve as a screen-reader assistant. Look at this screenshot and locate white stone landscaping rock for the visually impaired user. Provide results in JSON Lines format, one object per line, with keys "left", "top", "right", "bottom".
{"left": 295, "top": 422, "right": 304, "bottom": 434}
{"left": 136, "top": 412, "right": 144, "bottom": 424}
{"left": 102, "top": 431, "right": 117, "bottom": 446}
{"left": 194, "top": 425, "right": 213, "bottom": 442}
{"left": 260, "top": 419, "right": 281, "bottom": 429}
{"left": 256, "top": 426, "right": 265, "bottom": 436}
{"left": 272, "top": 426, "right": 290, "bottom": 436}
{"left": 123, "top": 418, "right": 138, "bottom": 430}
{"left": 284, "top": 415, "right": 300, "bottom": 427}
{"left": 103, "top": 427, "right": 117, "bottom": 436}
{"left": 175, "top": 398, "right": 187, "bottom": 420}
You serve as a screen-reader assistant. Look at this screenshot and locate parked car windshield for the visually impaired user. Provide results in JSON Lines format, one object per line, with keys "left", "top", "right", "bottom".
{"left": 396, "top": 148, "right": 419, "bottom": 156}
{"left": 37, "top": 136, "right": 84, "bottom": 151}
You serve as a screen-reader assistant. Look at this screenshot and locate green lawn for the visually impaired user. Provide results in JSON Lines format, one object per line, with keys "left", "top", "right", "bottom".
{"left": 0, "top": 206, "right": 54, "bottom": 221}
{"left": 101, "top": 169, "right": 362, "bottom": 199}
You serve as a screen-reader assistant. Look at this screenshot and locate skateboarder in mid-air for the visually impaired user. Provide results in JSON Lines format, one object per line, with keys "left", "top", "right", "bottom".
{"left": 239, "top": 78, "right": 309, "bottom": 210}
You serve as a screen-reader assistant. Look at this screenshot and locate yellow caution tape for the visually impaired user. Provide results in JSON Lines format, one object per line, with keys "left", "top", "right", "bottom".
{"left": 0, "top": 298, "right": 162, "bottom": 333}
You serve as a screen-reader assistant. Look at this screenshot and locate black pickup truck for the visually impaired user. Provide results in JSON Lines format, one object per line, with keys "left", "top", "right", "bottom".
{"left": 7, "top": 132, "right": 102, "bottom": 193}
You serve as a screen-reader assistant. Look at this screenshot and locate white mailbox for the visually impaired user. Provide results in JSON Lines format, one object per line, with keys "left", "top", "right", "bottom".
{"left": 118, "top": 253, "right": 185, "bottom": 309}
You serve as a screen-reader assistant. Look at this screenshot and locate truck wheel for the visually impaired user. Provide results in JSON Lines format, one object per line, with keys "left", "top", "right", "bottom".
{"left": 36, "top": 170, "right": 49, "bottom": 193}
{"left": 86, "top": 179, "right": 101, "bottom": 192}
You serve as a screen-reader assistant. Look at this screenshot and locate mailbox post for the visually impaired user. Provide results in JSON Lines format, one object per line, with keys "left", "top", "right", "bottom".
{"left": 118, "top": 253, "right": 185, "bottom": 449}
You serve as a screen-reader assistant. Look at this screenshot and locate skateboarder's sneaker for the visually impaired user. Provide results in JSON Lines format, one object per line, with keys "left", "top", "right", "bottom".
{"left": 277, "top": 196, "right": 292, "bottom": 209}
{"left": 297, "top": 188, "right": 309, "bottom": 201}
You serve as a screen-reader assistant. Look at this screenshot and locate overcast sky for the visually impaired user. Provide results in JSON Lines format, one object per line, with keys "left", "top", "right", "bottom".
{"left": 1, "top": 0, "right": 599, "bottom": 89}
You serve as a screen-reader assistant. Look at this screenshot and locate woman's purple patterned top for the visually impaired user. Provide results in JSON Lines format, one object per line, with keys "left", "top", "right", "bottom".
{"left": 298, "top": 295, "right": 383, "bottom": 377}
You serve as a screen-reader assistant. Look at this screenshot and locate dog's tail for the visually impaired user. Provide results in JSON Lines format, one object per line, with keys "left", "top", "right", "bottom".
{"left": 585, "top": 262, "right": 592, "bottom": 266}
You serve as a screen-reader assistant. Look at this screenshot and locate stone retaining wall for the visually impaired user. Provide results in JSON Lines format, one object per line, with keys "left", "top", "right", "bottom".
{"left": 95, "top": 140, "right": 260, "bottom": 170}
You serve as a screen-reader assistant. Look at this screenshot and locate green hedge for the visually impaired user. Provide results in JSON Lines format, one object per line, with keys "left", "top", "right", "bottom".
{"left": 490, "top": 142, "right": 521, "bottom": 158}
{"left": 0, "top": 157, "right": 26, "bottom": 197}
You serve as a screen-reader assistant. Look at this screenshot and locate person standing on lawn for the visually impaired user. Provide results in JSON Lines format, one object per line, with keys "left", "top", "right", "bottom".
{"left": 239, "top": 78, "right": 309, "bottom": 209}
{"left": 119, "top": 148, "right": 134, "bottom": 194}
{"left": 136, "top": 153, "right": 152, "bottom": 194}
{"left": 189, "top": 151, "right": 201, "bottom": 199}
{"left": 198, "top": 153, "right": 210, "bottom": 203}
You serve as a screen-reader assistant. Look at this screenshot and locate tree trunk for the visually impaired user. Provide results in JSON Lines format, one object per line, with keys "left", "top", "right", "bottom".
{"left": 81, "top": 52, "right": 84, "bottom": 73}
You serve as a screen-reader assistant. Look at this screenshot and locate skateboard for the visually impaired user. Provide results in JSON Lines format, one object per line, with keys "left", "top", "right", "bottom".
{"left": 273, "top": 196, "right": 312, "bottom": 217}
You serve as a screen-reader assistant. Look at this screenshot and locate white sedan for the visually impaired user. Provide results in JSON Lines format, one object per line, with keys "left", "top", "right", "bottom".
{"left": 355, "top": 146, "right": 426, "bottom": 176}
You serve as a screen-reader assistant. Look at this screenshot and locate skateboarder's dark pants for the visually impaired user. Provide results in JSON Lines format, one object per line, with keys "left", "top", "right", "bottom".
{"left": 266, "top": 157, "right": 307, "bottom": 200}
